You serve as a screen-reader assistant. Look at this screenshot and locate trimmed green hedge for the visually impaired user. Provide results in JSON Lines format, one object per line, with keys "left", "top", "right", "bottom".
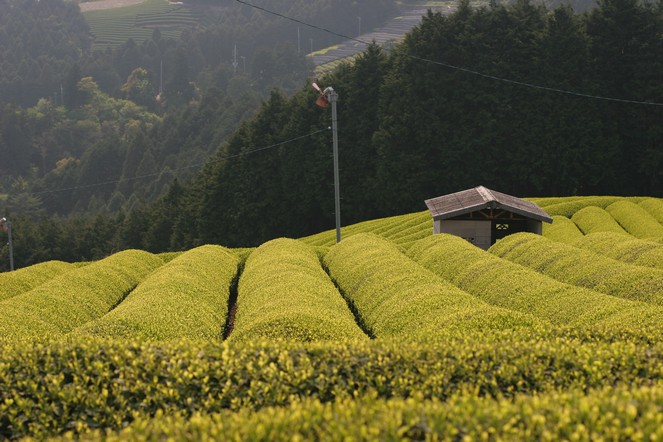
{"left": 324, "top": 233, "right": 541, "bottom": 340}
{"left": 1, "top": 335, "right": 662, "bottom": 439}
{"left": 606, "top": 200, "right": 663, "bottom": 239}
{"left": 574, "top": 232, "right": 663, "bottom": 271}
{"left": 0, "top": 250, "right": 163, "bottom": 340}
{"left": 571, "top": 206, "right": 628, "bottom": 235}
{"left": 0, "top": 260, "right": 74, "bottom": 301}
{"left": 73, "top": 384, "right": 663, "bottom": 441}
{"left": 639, "top": 198, "right": 663, "bottom": 224}
{"left": 542, "top": 197, "right": 631, "bottom": 217}
{"left": 490, "top": 232, "right": 663, "bottom": 306}
{"left": 72, "top": 245, "right": 239, "bottom": 340}
{"left": 407, "top": 234, "right": 663, "bottom": 332}
{"left": 542, "top": 215, "right": 584, "bottom": 244}
{"left": 300, "top": 211, "right": 431, "bottom": 247}
{"left": 229, "top": 238, "right": 367, "bottom": 343}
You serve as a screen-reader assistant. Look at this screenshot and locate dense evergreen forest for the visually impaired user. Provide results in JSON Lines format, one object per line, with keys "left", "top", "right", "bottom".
{"left": 1, "top": 0, "right": 662, "bottom": 270}
{"left": 0, "top": 0, "right": 397, "bottom": 215}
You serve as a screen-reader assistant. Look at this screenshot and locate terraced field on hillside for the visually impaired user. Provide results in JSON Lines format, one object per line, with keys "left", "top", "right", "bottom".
{"left": 83, "top": 0, "right": 196, "bottom": 48}
{"left": 1, "top": 195, "right": 662, "bottom": 440}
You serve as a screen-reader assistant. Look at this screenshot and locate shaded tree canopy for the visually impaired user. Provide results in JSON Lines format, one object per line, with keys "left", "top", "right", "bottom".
{"left": 1, "top": 0, "right": 662, "bottom": 270}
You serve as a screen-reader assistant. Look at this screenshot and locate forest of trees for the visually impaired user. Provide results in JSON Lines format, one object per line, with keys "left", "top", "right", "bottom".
{"left": 0, "top": 0, "right": 397, "bottom": 216}
{"left": 1, "top": 0, "right": 662, "bottom": 270}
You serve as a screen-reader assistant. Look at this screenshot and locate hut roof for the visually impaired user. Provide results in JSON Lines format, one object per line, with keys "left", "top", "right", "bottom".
{"left": 425, "top": 186, "right": 553, "bottom": 223}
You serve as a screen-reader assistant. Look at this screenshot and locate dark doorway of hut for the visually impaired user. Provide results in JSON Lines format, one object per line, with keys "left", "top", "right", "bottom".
{"left": 491, "top": 219, "right": 527, "bottom": 245}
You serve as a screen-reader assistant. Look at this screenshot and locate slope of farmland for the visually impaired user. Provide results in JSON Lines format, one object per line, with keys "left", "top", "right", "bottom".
{"left": 83, "top": 0, "right": 194, "bottom": 48}
{"left": 72, "top": 245, "right": 239, "bottom": 340}
{"left": 571, "top": 206, "right": 629, "bottom": 235}
{"left": 229, "top": 238, "right": 367, "bottom": 343}
{"left": 541, "top": 215, "right": 584, "bottom": 243}
{"left": 0, "top": 195, "right": 662, "bottom": 440}
{"left": 2, "top": 336, "right": 662, "bottom": 439}
{"left": 75, "top": 384, "right": 663, "bottom": 441}
{"left": 0, "top": 250, "right": 163, "bottom": 340}
{"left": 324, "top": 233, "right": 542, "bottom": 340}
{"left": 0, "top": 260, "right": 75, "bottom": 302}
{"left": 535, "top": 196, "right": 647, "bottom": 217}
{"left": 573, "top": 232, "right": 663, "bottom": 271}
{"left": 407, "top": 233, "right": 663, "bottom": 333}
{"left": 489, "top": 232, "right": 663, "bottom": 305}
{"left": 606, "top": 200, "right": 663, "bottom": 240}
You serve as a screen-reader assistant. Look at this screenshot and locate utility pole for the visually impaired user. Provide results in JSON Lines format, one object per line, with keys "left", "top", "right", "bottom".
{"left": 329, "top": 88, "right": 340, "bottom": 243}
{"left": 312, "top": 83, "right": 341, "bottom": 243}
{"left": 233, "top": 44, "right": 238, "bottom": 74}
{"left": 0, "top": 217, "right": 14, "bottom": 271}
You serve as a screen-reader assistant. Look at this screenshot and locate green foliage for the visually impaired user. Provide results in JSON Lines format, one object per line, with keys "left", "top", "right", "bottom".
{"left": 0, "top": 260, "right": 74, "bottom": 302}
{"left": 0, "top": 0, "right": 91, "bottom": 107}
{"left": 300, "top": 211, "right": 431, "bottom": 248}
{"left": 489, "top": 232, "right": 663, "bottom": 306}
{"left": 542, "top": 215, "right": 584, "bottom": 244}
{"left": 73, "top": 384, "right": 663, "bottom": 441}
{"left": 83, "top": 0, "right": 192, "bottom": 48}
{"left": 542, "top": 196, "right": 642, "bottom": 217}
{"left": 407, "top": 234, "right": 663, "bottom": 332}
{"left": 73, "top": 245, "right": 238, "bottom": 340}
{"left": 230, "top": 238, "right": 367, "bottom": 343}
{"left": 157, "top": 251, "right": 183, "bottom": 263}
{"left": 526, "top": 196, "right": 587, "bottom": 207}
{"left": 639, "top": 198, "right": 663, "bottom": 225}
{"left": 0, "top": 250, "right": 163, "bottom": 340}
{"left": 606, "top": 200, "right": 663, "bottom": 240}
{"left": 1, "top": 335, "right": 662, "bottom": 439}
{"left": 573, "top": 232, "right": 663, "bottom": 271}
{"left": 324, "top": 233, "right": 541, "bottom": 340}
{"left": 571, "top": 205, "right": 628, "bottom": 235}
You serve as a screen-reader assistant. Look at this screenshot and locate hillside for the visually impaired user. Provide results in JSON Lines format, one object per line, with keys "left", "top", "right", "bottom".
{"left": 1, "top": 195, "right": 662, "bottom": 439}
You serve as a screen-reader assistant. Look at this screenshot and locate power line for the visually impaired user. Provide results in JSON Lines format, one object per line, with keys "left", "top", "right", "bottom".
{"left": 235, "top": 0, "right": 366, "bottom": 46}
{"left": 235, "top": 0, "right": 663, "bottom": 107}
{"left": 31, "top": 127, "right": 329, "bottom": 197}
{"left": 407, "top": 55, "right": 663, "bottom": 106}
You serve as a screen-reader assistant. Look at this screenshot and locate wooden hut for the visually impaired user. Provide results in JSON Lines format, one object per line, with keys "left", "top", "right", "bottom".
{"left": 425, "top": 186, "right": 552, "bottom": 250}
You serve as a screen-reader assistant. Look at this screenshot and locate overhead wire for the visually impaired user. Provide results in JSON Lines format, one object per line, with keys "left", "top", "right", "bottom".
{"left": 235, "top": 0, "right": 663, "bottom": 107}
{"left": 26, "top": 1, "right": 662, "bottom": 198}
{"left": 31, "top": 127, "right": 329, "bottom": 196}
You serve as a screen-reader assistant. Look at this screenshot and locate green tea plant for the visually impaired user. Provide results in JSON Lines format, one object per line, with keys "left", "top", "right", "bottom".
{"left": 542, "top": 196, "right": 644, "bottom": 217}
{"left": 72, "top": 245, "right": 239, "bottom": 340}
{"left": 606, "top": 200, "right": 663, "bottom": 239}
{"left": 574, "top": 232, "right": 663, "bottom": 271}
{"left": 72, "top": 383, "right": 663, "bottom": 441}
{"left": 2, "top": 335, "right": 662, "bottom": 439}
{"left": 300, "top": 211, "right": 431, "bottom": 247}
{"left": 83, "top": 0, "right": 191, "bottom": 48}
{"left": 639, "top": 198, "right": 663, "bottom": 224}
{"left": 229, "top": 238, "right": 367, "bottom": 343}
{"left": 408, "top": 234, "right": 663, "bottom": 331}
{"left": 324, "top": 233, "right": 542, "bottom": 340}
{"left": 490, "top": 232, "right": 663, "bottom": 306}
{"left": 541, "top": 215, "right": 584, "bottom": 244}
{"left": 571, "top": 206, "right": 628, "bottom": 235}
{"left": 0, "top": 260, "right": 74, "bottom": 301}
{"left": 0, "top": 250, "right": 163, "bottom": 340}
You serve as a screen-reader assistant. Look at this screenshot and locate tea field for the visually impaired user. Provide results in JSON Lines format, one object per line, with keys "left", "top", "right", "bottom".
{"left": 1, "top": 195, "right": 663, "bottom": 440}
{"left": 82, "top": 0, "right": 197, "bottom": 49}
